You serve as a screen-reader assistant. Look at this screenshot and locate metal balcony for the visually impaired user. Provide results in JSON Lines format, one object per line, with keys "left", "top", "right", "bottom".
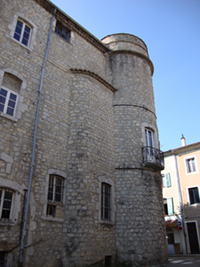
{"left": 142, "top": 146, "right": 164, "bottom": 171}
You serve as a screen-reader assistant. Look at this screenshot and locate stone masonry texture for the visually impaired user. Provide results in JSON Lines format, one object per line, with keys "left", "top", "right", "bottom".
{"left": 0, "top": 0, "right": 167, "bottom": 266}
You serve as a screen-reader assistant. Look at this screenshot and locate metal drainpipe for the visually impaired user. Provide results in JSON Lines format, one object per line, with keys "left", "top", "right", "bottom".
{"left": 19, "top": 8, "right": 56, "bottom": 265}
{"left": 174, "top": 154, "right": 187, "bottom": 254}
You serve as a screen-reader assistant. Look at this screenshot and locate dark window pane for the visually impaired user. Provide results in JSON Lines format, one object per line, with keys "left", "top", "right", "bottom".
{"left": 17, "top": 20, "right": 23, "bottom": 28}
{"left": 8, "top": 100, "right": 16, "bottom": 108}
{"left": 6, "top": 107, "right": 14, "bottom": 116}
{"left": 0, "top": 96, "right": 6, "bottom": 104}
{"left": 14, "top": 33, "right": 20, "bottom": 41}
{"left": 10, "top": 93, "right": 17, "bottom": 101}
{"left": 25, "top": 25, "right": 30, "bottom": 33}
{"left": 22, "top": 38, "right": 28, "bottom": 46}
{"left": 0, "top": 88, "right": 7, "bottom": 97}
{"left": 0, "top": 103, "right": 4, "bottom": 112}
{"left": 46, "top": 204, "right": 56, "bottom": 217}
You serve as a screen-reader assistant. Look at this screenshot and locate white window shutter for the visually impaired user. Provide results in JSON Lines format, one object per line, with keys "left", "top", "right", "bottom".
{"left": 167, "top": 197, "right": 174, "bottom": 215}
{"left": 163, "top": 175, "right": 166, "bottom": 187}
{"left": 166, "top": 173, "right": 171, "bottom": 187}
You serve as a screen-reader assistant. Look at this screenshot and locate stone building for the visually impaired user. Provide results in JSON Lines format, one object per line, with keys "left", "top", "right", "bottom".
{"left": 0, "top": 0, "right": 167, "bottom": 266}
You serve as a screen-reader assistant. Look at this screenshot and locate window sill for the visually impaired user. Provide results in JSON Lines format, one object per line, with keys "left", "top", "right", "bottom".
{"left": 0, "top": 220, "right": 16, "bottom": 225}
{"left": 99, "top": 219, "right": 115, "bottom": 226}
{"left": 0, "top": 112, "right": 17, "bottom": 122}
{"left": 41, "top": 215, "right": 64, "bottom": 223}
{"left": 11, "top": 37, "right": 32, "bottom": 51}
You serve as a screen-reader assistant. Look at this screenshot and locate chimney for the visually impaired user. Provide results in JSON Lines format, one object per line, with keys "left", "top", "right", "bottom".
{"left": 181, "top": 134, "right": 186, "bottom": 146}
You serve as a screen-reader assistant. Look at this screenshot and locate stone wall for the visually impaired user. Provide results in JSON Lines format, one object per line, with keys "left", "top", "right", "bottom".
{"left": 0, "top": 0, "right": 167, "bottom": 266}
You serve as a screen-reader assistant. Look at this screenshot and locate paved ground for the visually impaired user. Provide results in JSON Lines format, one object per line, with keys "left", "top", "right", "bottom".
{"left": 166, "top": 256, "right": 200, "bottom": 266}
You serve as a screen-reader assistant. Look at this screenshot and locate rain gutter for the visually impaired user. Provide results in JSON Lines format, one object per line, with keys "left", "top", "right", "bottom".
{"left": 19, "top": 7, "right": 56, "bottom": 265}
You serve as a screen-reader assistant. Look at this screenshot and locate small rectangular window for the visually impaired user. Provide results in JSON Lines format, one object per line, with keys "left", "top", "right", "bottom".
{"left": 188, "top": 187, "right": 200, "bottom": 204}
{"left": 186, "top": 158, "right": 196, "bottom": 173}
{"left": 101, "top": 183, "right": 111, "bottom": 221}
{"left": 145, "top": 129, "right": 154, "bottom": 147}
{"left": 0, "top": 87, "right": 18, "bottom": 116}
{"left": 0, "top": 188, "right": 14, "bottom": 220}
{"left": 14, "top": 19, "right": 31, "bottom": 46}
{"left": 55, "top": 21, "right": 71, "bottom": 42}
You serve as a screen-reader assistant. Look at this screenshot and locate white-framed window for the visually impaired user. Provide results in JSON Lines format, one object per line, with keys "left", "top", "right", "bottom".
{"left": 188, "top": 186, "right": 200, "bottom": 205}
{"left": 101, "top": 183, "right": 111, "bottom": 221}
{"left": 163, "top": 197, "right": 174, "bottom": 215}
{"left": 163, "top": 173, "right": 171, "bottom": 188}
{"left": 0, "top": 87, "right": 18, "bottom": 117}
{"left": 46, "top": 175, "right": 64, "bottom": 217}
{"left": 13, "top": 19, "right": 32, "bottom": 47}
{"left": 0, "top": 188, "right": 14, "bottom": 220}
{"left": 185, "top": 157, "right": 197, "bottom": 174}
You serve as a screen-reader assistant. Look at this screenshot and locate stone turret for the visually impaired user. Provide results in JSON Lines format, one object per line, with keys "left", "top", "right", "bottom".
{"left": 102, "top": 33, "right": 167, "bottom": 266}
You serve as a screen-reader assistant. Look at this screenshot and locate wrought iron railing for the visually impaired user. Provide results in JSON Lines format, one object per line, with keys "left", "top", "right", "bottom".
{"left": 142, "top": 146, "right": 164, "bottom": 169}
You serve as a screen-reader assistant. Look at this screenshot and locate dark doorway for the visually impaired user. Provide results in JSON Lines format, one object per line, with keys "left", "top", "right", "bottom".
{"left": 187, "top": 222, "right": 200, "bottom": 254}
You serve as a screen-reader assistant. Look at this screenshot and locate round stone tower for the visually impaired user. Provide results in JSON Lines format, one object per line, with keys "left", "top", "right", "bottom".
{"left": 102, "top": 34, "right": 167, "bottom": 266}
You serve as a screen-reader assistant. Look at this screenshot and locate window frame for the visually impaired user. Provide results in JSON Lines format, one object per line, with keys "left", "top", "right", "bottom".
{"left": 98, "top": 177, "right": 115, "bottom": 225}
{"left": 0, "top": 86, "right": 18, "bottom": 117}
{"left": 185, "top": 156, "right": 198, "bottom": 175}
{"left": 55, "top": 20, "right": 71, "bottom": 42}
{"left": 187, "top": 186, "right": 200, "bottom": 205}
{"left": 101, "top": 183, "right": 111, "bottom": 221}
{"left": 46, "top": 175, "right": 64, "bottom": 217}
{"left": 0, "top": 188, "right": 14, "bottom": 221}
{"left": 13, "top": 19, "right": 32, "bottom": 47}
{"left": 9, "top": 13, "right": 37, "bottom": 51}
{"left": 145, "top": 128, "right": 154, "bottom": 148}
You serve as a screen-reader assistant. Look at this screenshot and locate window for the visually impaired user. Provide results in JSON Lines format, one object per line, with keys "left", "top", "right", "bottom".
{"left": 186, "top": 158, "right": 197, "bottom": 173}
{"left": 163, "top": 198, "right": 174, "bottom": 215}
{"left": 13, "top": 19, "right": 31, "bottom": 46}
{"left": 163, "top": 173, "right": 171, "bottom": 187}
{"left": 55, "top": 21, "right": 71, "bottom": 42}
{"left": 188, "top": 187, "right": 200, "bottom": 205}
{"left": 0, "top": 188, "right": 14, "bottom": 220}
{"left": 145, "top": 128, "right": 154, "bottom": 147}
{"left": 0, "top": 87, "right": 18, "bottom": 116}
{"left": 105, "top": 256, "right": 112, "bottom": 267}
{"left": 101, "top": 183, "right": 111, "bottom": 221}
{"left": 47, "top": 175, "right": 64, "bottom": 217}
{"left": 0, "top": 251, "right": 6, "bottom": 266}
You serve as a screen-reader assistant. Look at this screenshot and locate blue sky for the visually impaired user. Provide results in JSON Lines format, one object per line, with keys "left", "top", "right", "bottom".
{"left": 51, "top": 0, "right": 200, "bottom": 151}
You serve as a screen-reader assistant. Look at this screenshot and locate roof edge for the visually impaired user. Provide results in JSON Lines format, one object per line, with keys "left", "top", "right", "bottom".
{"left": 33, "top": 0, "right": 110, "bottom": 53}
{"left": 164, "top": 141, "right": 200, "bottom": 157}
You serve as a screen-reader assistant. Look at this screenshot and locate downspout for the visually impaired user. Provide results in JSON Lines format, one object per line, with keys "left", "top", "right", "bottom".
{"left": 174, "top": 154, "right": 187, "bottom": 254}
{"left": 19, "top": 8, "right": 56, "bottom": 266}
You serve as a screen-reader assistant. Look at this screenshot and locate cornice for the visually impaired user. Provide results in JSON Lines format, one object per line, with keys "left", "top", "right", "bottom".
{"left": 164, "top": 142, "right": 200, "bottom": 157}
{"left": 33, "top": 0, "right": 109, "bottom": 53}
{"left": 105, "top": 50, "right": 154, "bottom": 76}
{"left": 70, "top": 69, "right": 117, "bottom": 93}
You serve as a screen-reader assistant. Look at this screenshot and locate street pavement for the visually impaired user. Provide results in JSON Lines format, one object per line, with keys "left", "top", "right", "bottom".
{"left": 166, "top": 256, "right": 200, "bottom": 266}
